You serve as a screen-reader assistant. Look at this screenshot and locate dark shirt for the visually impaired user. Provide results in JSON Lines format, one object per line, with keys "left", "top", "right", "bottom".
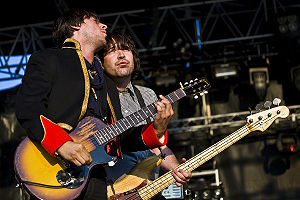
{"left": 85, "top": 58, "right": 104, "bottom": 118}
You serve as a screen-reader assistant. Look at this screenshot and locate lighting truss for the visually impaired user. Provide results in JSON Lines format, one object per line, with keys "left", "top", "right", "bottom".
{"left": 167, "top": 105, "right": 300, "bottom": 138}
{"left": 1, "top": 0, "right": 300, "bottom": 82}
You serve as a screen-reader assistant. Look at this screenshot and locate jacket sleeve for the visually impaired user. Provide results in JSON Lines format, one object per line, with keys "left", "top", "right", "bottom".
{"left": 16, "top": 51, "right": 72, "bottom": 156}
{"left": 119, "top": 122, "right": 168, "bottom": 152}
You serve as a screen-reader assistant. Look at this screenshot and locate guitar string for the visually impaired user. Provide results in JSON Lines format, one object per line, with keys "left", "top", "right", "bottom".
{"left": 114, "top": 112, "right": 277, "bottom": 199}
{"left": 115, "top": 124, "right": 254, "bottom": 199}
{"left": 138, "top": 128, "right": 250, "bottom": 199}
{"left": 142, "top": 124, "right": 253, "bottom": 198}
{"left": 75, "top": 89, "right": 186, "bottom": 151}
{"left": 138, "top": 125, "right": 251, "bottom": 198}
{"left": 108, "top": 90, "right": 188, "bottom": 200}
{"left": 137, "top": 114, "right": 278, "bottom": 199}
{"left": 145, "top": 115, "right": 277, "bottom": 198}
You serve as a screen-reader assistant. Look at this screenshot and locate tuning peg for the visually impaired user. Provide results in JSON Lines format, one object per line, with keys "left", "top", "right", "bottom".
{"left": 204, "top": 91, "right": 208, "bottom": 94}
{"left": 248, "top": 107, "right": 253, "bottom": 115}
{"left": 255, "top": 104, "right": 263, "bottom": 112}
{"left": 200, "top": 92, "right": 204, "bottom": 96}
{"left": 194, "top": 95, "right": 199, "bottom": 99}
{"left": 273, "top": 98, "right": 281, "bottom": 106}
{"left": 264, "top": 101, "right": 272, "bottom": 109}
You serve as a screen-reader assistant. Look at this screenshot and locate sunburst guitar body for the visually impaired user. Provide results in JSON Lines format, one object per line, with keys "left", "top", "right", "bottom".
{"left": 14, "top": 78, "right": 211, "bottom": 200}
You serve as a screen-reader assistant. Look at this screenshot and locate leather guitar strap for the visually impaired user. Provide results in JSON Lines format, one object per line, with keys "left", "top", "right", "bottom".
{"left": 132, "top": 85, "right": 151, "bottom": 124}
{"left": 133, "top": 85, "right": 166, "bottom": 159}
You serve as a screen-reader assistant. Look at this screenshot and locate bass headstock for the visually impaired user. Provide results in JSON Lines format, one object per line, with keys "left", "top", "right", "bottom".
{"left": 246, "top": 99, "right": 289, "bottom": 132}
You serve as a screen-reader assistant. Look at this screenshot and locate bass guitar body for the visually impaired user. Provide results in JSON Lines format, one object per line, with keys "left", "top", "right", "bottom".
{"left": 107, "top": 156, "right": 162, "bottom": 200}
{"left": 14, "top": 116, "right": 116, "bottom": 200}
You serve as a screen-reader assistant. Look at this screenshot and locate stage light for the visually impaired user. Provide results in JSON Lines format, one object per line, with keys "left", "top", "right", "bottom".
{"left": 195, "top": 18, "right": 202, "bottom": 49}
{"left": 213, "top": 188, "right": 223, "bottom": 199}
{"left": 212, "top": 62, "right": 239, "bottom": 79}
{"left": 261, "top": 143, "right": 290, "bottom": 176}
{"left": 277, "top": 13, "right": 300, "bottom": 39}
{"left": 202, "top": 189, "right": 211, "bottom": 200}
{"left": 277, "top": 133, "right": 298, "bottom": 153}
{"left": 249, "top": 67, "right": 269, "bottom": 101}
{"left": 290, "top": 65, "right": 300, "bottom": 92}
{"left": 155, "top": 70, "right": 178, "bottom": 87}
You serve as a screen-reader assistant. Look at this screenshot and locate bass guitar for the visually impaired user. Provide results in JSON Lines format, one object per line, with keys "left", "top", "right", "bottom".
{"left": 14, "top": 78, "right": 210, "bottom": 200}
{"left": 107, "top": 102, "right": 289, "bottom": 200}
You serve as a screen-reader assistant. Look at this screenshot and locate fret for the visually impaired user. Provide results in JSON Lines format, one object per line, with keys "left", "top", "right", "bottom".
{"left": 126, "top": 115, "right": 135, "bottom": 127}
{"left": 94, "top": 130, "right": 105, "bottom": 144}
{"left": 148, "top": 104, "right": 157, "bottom": 115}
{"left": 106, "top": 126, "right": 115, "bottom": 137}
{"left": 100, "top": 129, "right": 111, "bottom": 142}
{"left": 135, "top": 111, "right": 143, "bottom": 122}
{"left": 111, "top": 123, "right": 121, "bottom": 135}
{"left": 92, "top": 86, "right": 191, "bottom": 146}
{"left": 143, "top": 106, "right": 152, "bottom": 117}
{"left": 137, "top": 109, "right": 147, "bottom": 119}
{"left": 122, "top": 118, "right": 131, "bottom": 129}
{"left": 169, "top": 93, "right": 178, "bottom": 103}
{"left": 118, "top": 118, "right": 128, "bottom": 130}
{"left": 165, "top": 94, "right": 173, "bottom": 104}
{"left": 116, "top": 120, "right": 126, "bottom": 132}
{"left": 131, "top": 113, "right": 139, "bottom": 124}
{"left": 92, "top": 132, "right": 102, "bottom": 144}
{"left": 173, "top": 90, "right": 180, "bottom": 100}
{"left": 103, "top": 127, "right": 113, "bottom": 140}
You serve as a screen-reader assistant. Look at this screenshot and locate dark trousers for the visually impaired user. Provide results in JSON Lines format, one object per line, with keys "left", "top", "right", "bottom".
{"left": 26, "top": 166, "right": 107, "bottom": 200}
{"left": 76, "top": 166, "right": 107, "bottom": 200}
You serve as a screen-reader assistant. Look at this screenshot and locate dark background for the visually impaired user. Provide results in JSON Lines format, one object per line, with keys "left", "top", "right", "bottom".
{"left": 1, "top": 0, "right": 300, "bottom": 199}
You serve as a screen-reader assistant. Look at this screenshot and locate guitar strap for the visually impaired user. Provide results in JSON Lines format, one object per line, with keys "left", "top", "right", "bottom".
{"left": 132, "top": 85, "right": 166, "bottom": 159}
{"left": 132, "top": 85, "right": 151, "bottom": 124}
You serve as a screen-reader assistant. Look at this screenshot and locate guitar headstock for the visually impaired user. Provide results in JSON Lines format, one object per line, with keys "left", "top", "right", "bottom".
{"left": 181, "top": 78, "right": 211, "bottom": 98}
{"left": 246, "top": 100, "right": 289, "bottom": 132}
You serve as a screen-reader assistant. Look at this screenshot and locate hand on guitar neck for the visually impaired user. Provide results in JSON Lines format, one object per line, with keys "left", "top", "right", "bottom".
{"left": 56, "top": 141, "right": 92, "bottom": 166}
{"left": 171, "top": 158, "right": 192, "bottom": 187}
{"left": 153, "top": 95, "right": 174, "bottom": 138}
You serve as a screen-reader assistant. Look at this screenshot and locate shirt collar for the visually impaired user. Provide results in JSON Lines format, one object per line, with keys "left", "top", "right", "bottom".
{"left": 118, "top": 82, "right": 134, "bottom": 96}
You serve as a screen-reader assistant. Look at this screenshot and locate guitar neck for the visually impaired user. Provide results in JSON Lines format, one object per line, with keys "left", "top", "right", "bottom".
{"left": 137, "top": 124, "right": 252, "bottom": 199}
{"left": 92, "top": 88, "right": 186, "bottom": 145}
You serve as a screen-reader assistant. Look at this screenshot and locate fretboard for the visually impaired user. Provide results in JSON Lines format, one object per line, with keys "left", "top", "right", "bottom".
{"left": 92, "top": 88, "right": 186, "bottom": 145}
{"left": 137, "top": 124, "right": 252, "bottom": 199}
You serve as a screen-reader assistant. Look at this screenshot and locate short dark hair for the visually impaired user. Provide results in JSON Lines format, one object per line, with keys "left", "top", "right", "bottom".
{"left": 100, "top": 31, "right": 140, "bottom": 80}
{"left": 52, "top": 9, "right": 100, "bottom": 47}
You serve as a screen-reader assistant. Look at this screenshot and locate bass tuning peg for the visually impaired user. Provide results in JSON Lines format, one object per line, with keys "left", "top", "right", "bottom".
{"left": 264, "top": 101, "right": 272, "bottom": 109}
{"left": 273, "top": 98, "right": 281, "bottom": 106}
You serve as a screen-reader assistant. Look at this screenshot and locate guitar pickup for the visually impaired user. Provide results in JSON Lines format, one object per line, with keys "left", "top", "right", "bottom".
{"left": 124, "top": 188, "right": 137, "bottom": 195}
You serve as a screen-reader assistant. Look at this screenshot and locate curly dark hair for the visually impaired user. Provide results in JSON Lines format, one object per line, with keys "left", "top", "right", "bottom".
{"left": 99, "top": 31, "right": 140, "bottom": 80}
{"left": 52, "top": 8, "right": 100, "bottom": 47}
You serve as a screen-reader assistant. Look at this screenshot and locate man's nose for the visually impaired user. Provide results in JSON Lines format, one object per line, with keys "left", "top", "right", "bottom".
{"left": 117, "top": 50, "right": 125, "bottom": 58}
{"left": 101, "top": 23, "right": 107, "bottom": 30}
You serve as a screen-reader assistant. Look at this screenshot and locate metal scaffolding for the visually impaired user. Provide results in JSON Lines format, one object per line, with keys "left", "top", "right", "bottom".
{"left": 1, "top": 0, "right": 300, "bottom": 82}
{"left": 167, "top": 104, "right": 300, "bottom": 142}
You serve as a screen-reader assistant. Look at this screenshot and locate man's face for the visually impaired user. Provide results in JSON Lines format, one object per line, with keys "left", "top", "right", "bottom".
{"left": 103, "top": 43, "right": 134, "bottom": 79}
{"left": 79, "top": 17, "right": 107, "bottom": 48}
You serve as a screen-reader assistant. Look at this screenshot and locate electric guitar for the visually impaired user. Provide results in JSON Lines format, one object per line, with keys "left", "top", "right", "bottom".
{"left": 14, "top": 78, "right": 211, "bottom": 200}
{"left": 107, "top": 103, "right": 289, "bottom": 200}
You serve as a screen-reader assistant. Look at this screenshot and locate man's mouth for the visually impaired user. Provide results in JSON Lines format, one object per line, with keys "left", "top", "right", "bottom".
{"left": 117, "top": 61, "right": 128, "bottom": 66}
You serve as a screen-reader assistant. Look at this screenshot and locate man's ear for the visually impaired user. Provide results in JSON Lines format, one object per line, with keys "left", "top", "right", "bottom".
{"left": 70, "top": 25, "right": 80, "bottom": 31}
